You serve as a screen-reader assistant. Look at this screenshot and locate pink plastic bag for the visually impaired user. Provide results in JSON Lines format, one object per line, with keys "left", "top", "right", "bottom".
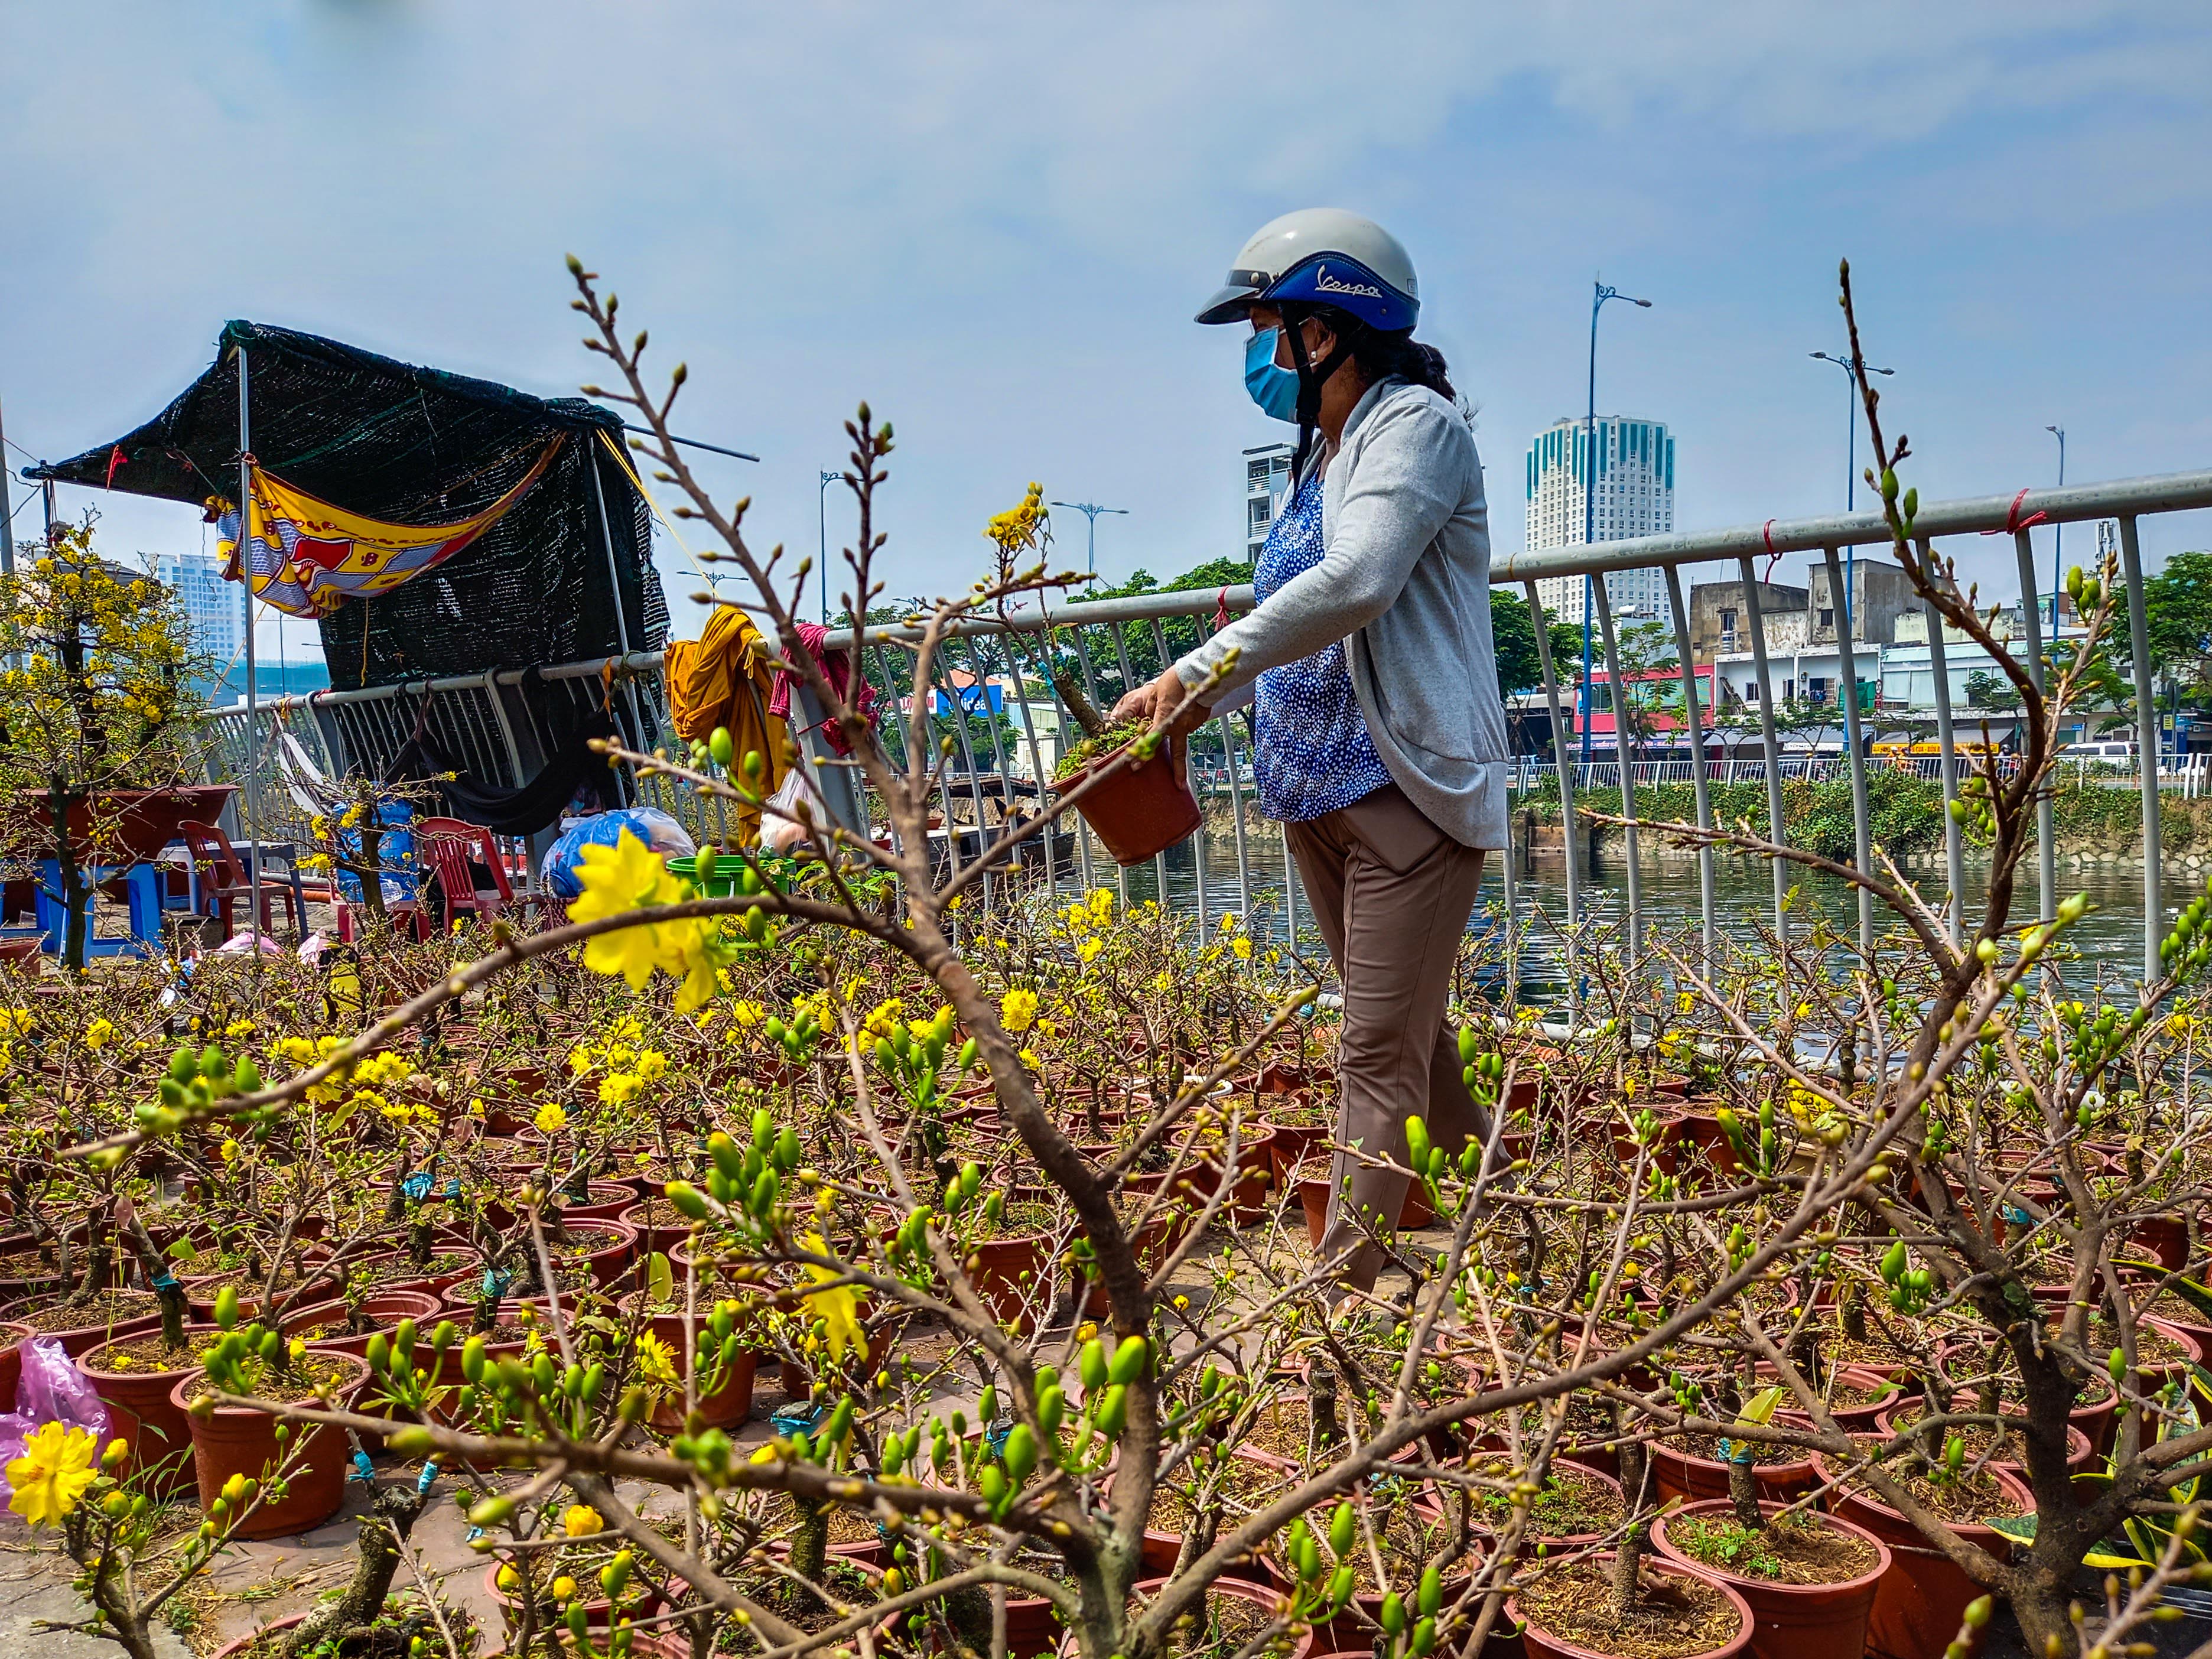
{"left": 0, "top": 1337, "right": 112, "bottom": 1499}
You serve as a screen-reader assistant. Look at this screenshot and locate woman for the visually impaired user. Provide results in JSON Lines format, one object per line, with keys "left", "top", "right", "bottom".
{"left": 1114, "top": 208, "right": 1508, "bottom": 1294}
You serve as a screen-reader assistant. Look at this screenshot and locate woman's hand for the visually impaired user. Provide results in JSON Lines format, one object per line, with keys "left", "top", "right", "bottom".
{"left": 1112, "top": 665, "right": 1213, "bottom": 736}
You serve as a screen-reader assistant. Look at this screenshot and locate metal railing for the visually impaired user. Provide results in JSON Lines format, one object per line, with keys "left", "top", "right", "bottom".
{"left": 188, "top": 463, "right": 2212, "bottom": 996}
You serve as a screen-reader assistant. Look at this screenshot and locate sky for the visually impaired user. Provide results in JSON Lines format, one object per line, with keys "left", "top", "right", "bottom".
{"left": 5, "top": 1, "right": 2211, "bottom": 665}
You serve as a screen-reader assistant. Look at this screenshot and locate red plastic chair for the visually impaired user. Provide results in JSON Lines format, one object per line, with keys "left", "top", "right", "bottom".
{"left": 177, "top": 820, "right": 301, "bottom": 941}
{"left": 418, "top": 817, "right": 521, "bottom": 929}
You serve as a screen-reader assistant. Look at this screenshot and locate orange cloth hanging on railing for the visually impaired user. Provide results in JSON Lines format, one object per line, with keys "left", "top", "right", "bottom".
{"left": 663, "top": 604, "right": 793, "bottom": 841}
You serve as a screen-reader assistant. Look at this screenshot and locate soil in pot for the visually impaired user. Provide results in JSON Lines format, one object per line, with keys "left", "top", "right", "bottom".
{"left": 1465, "top": 1459, "right": 1625, "bottom": 1546}
{"left": 1651, "top": 1431, "right": 1818, "bottom": 1507}
{"left": 79, "top": 1327, "right": 215, "bottom": 1498}
{"left": 1511, "top": 1557, "right": 1751, "bottom": 1659}
{"left": 1, "top": 1287, "right": 164, "bottom": 1355}
{"left": 1816, "top": 1453, "right": 2028, "bottom": 1659}
{"left": 1879, "top": 1402, "right": 2094, "bottom": 1482}
{"left": 173, "top": 1349, "right": 368, "bottom": 1538}
{"left": 1653, "top": 1502, "right": 1888, "bottom": 1659}
{"left": 291, "top": 1290, "right": 447, "bottom": 1356}
{"left": 1146, "top": 1449, "right": 1296, "bottom": 1578}
{"left": 1135, "top": 1575, "right": 1316, "bottom": 1659}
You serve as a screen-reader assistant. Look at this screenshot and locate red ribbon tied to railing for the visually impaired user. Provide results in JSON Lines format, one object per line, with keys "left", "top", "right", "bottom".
{"left": 1982, "top": 488, "right": 2049, "bottom": 537}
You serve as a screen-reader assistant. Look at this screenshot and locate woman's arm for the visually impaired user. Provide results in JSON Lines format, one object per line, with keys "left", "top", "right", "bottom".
{"left": 1131, "top": 396, "right": 1470, "bottom": 728}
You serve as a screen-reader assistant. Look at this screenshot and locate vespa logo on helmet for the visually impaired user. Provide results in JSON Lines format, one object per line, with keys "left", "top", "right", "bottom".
{"left": 1313, "top": 264, "right": 1385, "bottom": 300}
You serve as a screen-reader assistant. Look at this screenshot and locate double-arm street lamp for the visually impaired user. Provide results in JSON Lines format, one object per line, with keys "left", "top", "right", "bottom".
{"left": 1049, "top": 500, "right": 1129, "bottom": 577}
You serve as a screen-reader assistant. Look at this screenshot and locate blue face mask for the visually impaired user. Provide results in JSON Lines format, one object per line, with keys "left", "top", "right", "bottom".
{"left": 1244, "top": 327, "right": 1301, "bottom": 423}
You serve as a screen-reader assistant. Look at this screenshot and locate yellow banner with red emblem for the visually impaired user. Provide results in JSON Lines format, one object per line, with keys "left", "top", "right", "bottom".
{"left": 215, "top": 435, "right": 564, "bottom": 619}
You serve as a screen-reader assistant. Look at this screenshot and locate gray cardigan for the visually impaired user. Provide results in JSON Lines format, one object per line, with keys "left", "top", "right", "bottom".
{"left": 1175, "top": 377, "right": 1508, "bottom": 850}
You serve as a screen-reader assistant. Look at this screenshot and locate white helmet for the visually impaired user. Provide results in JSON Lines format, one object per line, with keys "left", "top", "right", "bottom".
{"left": 1196, "top": 208, "right": 1420, "bottom": 331}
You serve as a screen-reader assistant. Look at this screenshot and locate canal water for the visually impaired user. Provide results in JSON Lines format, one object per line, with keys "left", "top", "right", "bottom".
{"left": 1078, "top": 828, "right": 2172, "bottom": 1007}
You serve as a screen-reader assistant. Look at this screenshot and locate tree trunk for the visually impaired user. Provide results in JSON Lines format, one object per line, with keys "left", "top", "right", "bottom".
{"left": 48, "top": 785, "right": 87, "bottom": 974}
{"left": 283, "top": 1484, "right": 428, "bottom": 1657}
{"left": 1049, "top": 662, "right": 1107, "bottom": 740}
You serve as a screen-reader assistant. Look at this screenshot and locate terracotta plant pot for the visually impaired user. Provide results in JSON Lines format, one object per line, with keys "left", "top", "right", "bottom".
{"left": 1508, "top": 1555, "right": 1752, "bottom": 1659}
{"left": 0, "top": 1318, "right": 29, "bottom": 1410}
{"left": 617, "top": 1198, "right": 690, "bottom": 1258}
{"left": 4, "top": 782, "right": 239, "bottom": 866}
{"left": 170, "top": 1352, "right": 369, "bottom": 1539}
{"left": 1133, "top": 1576, "right": 1317, "bottom": 1659}
{"left": 0, "top": 1294, "right": 164, "bottom": 1358}
{"left": 1651, "top": 1426, "right": 1820, "bottom": 1508}
{"left": 964, "top": 1234, "right": 1052, "bottom": 1325}
{"left": 1652, "top": 1499, "right": 1892, "bottom": 1659}
{"left": 622, "top": 1302, "right": 757, "bottom": 1431}
{"left": 1050, "top": 733, "right": 1202, "bottom": 866}
{"left": 80, "top": 1330, "right": 208, "bottom": 1499}
{"left": 295, "top": 1290, "right": 447, "bottom": 1358}
{"left": 1813, "top": 1457, "right": 2030, "bottom": 1659}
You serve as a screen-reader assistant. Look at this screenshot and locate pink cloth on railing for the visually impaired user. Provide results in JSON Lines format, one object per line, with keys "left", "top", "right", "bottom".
{"left": 769, "top": 622, "right": 877, "bottom": 757}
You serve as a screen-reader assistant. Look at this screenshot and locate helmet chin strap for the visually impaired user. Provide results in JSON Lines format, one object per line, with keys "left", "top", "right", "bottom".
{"left": 1282, "top": 311, "right": 1349, "bottom": 479}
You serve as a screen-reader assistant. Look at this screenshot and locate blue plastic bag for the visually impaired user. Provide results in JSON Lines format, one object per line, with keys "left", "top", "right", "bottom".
{"left": 334, "top": 801, "right": 419, "bottom": 905}
{"left": 540, "top": 807, "right": 697, "bottom": 900}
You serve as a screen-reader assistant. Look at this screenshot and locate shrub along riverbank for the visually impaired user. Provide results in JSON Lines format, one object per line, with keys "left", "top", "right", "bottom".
{"left": 1520, "top": 773, "right": 2212, "bottom": 863}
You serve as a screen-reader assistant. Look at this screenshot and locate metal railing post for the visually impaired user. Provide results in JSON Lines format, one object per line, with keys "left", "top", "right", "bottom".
{"left": 2119, "top": 515, "right": 2164, "bottom": 981}
{"left": 2011, "top": 528, "right": 2057, "bottom": 924}
{"left": 1921, "top": 551, "right": 1967, "bottom": 948}
{"left": 1663, "top": 565, "right": 1716, "bottom": 958}
{"left": 1735, "top": 556, "right": 1791, "bottom": 942}
{"left": 1523, "top": 579, "right": 1582, "bottom": 1005}
{"left": 1821, "top": 546, "right": 1876, "bottom": 953}
{"left": 1592, "top": 576, "right": 1643, "bottom": 965}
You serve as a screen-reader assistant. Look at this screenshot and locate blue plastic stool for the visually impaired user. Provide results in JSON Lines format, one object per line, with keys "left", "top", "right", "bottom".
{"left": 34, "top": 861, "right": 165, "bottom": 958}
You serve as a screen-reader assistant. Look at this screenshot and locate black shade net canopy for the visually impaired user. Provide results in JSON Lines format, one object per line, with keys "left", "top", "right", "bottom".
{"left": 26, "top": 320, "right": 668, "bottom": 691}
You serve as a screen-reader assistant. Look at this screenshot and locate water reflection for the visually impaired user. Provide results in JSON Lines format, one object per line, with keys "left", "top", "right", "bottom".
{"left": 1065, "top": 827, "right": 2169, "bottom": 1006}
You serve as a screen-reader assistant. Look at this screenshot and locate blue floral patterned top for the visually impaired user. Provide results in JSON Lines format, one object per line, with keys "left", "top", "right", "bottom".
{"left": 1251, "top": 468, "right": 1391, "bottom": 822}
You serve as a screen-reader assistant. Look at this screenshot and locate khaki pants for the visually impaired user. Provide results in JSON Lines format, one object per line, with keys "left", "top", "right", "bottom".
{"left": 1285, "top": 785, "right": 1489, "bottom": 1292}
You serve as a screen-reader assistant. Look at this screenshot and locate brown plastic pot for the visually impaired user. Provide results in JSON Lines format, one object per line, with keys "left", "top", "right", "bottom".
{"left": 170, "top": 1352, "right": 369, "bottom": 1539}
{"left": 1050, "top": 733, "right": 1202, "bottom": 866}
{"left": 1508, "top": 1555, "right": 1752, "bottom": 1659}
{"left": 79, "top": 1332, "right": 204, "bottom": 1498}
{"left": 1297, "top": 1176, "right": 1442, "bottom": 1248}
{"left": 964, "top": 1234, "right": 1051, "bottom": 1325}
{"left": 1133, "top": 1576, "right": 1315, "bottom": 1659}
{"left": 1812, "top": 1456, "right": 2029, "bottom": 1659}
{"left": 0, "top": 1293, "right": 163, "bottom": 1358}
{"left": 1651, "top": 1424, "right": 1820, "bottom": 1507}
{"left": 620, "top": 1300, "right": 757, "bottom": 1431}
{"left": 293, "top": 1290, "right": 447, "bottom": 1358}
{"left": 1652, "top": 1499, "right": 1892, "bottom": 1659}
{"left": 617, "top": 1198, "right": 689, "bottom": 1258}
{"left": 0, "top": 1318, "right": 29, "bottom": 1410}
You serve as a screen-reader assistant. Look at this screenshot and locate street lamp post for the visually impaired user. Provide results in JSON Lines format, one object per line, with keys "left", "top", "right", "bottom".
{"left": 2046, "top": 425, "right": 2067, "bottom": 630}
{"left": 1809, "top": 351, "right": 1894, "bottom": 664}
{"left": 1580, "top": 281, "right": 1653, "bottom": 765}
{"left": 818, "top": 469, "right": 840, "bottom": 623}
{"left": 1048, "top": 501, "right": 1128, "bottom": 577}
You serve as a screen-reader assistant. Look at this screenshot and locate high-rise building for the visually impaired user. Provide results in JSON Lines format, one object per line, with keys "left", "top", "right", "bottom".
{"left": 1525, "top": 415, "right": 1675, "bottom": 625}
{"left": 1244, "top": 441, "right": 1294, "bottom": 562}
{"left": 153, "top": 551, "right": 244, "bottom": 665}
